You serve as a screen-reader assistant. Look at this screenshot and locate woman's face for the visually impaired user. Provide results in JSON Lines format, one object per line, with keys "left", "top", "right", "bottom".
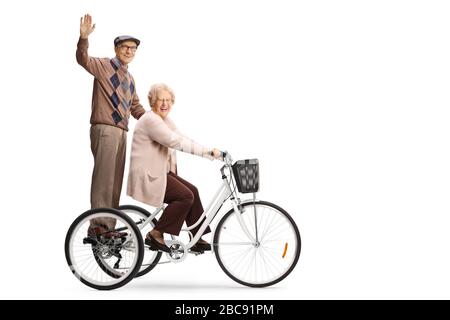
{"left": 152, "top": 89, "right": 173, "bottom": 119}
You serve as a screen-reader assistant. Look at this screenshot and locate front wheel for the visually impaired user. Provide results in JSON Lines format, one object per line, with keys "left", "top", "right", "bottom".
{"left": 213, "top": 200, "right": 301, "bottom": 287}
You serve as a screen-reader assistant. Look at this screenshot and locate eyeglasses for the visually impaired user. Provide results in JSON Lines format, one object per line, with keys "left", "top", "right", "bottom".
{"left": 156, "top": 98, "right": 172, "bottom": 104}
{"left": 118, "top": 45, "right": 138, "bottom": 53}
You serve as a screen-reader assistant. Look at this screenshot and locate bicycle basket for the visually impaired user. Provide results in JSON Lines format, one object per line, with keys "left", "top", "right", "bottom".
{"left": 231, "top": 159, "right": 259, "bottom": 193}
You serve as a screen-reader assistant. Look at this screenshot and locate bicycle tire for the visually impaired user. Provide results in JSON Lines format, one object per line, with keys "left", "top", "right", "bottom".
{"left": 213, "top": 200, "right": 301, "bottom": 287}
{"left": 65, "top": 208, "right": 144, "bottom": 290}
{"left": 118, "top": 205, "right": 162, "bottom": 277}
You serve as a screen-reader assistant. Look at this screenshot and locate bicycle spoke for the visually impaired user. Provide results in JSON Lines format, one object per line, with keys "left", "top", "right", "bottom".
{"left": 66, "top": 210, "right": 144, "bottom": 289}
{"left": 215, "top": 202, "right": 300, "bottom": 287}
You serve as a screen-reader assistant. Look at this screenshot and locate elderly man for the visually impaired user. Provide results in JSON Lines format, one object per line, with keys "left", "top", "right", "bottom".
{"left": 76, "top": 14, "right": 146, "bottom": 233}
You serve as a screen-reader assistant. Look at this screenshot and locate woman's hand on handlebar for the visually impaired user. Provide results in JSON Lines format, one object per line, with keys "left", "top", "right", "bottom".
{"left": 212, "top": 148, "right": 224, "bottom": 160}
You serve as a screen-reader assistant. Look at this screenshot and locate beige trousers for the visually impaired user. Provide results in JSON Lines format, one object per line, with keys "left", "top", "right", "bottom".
{"left": 89, "top": 124, "right": 127, "bottom": 230}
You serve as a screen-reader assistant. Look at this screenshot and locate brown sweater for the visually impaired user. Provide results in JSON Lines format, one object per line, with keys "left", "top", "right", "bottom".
{"left": 76, "top": 37, "right": 145, "bottom": 131}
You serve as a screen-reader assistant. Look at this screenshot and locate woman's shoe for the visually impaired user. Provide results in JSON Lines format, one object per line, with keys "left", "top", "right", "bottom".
{"left": 190, "top": 241, "right": 212, "bottom": 252}
{"left": 145, "top": 234, "right": 171, "bottom": 253}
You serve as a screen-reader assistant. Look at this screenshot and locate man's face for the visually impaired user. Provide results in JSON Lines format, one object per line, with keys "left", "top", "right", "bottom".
{"left": 114, "top": 40, "right": 138, "bottom": 65}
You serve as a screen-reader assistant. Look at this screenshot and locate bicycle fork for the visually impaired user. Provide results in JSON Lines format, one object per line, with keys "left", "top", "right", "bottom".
{"left": 230, "top": 199, "right": 257, "bottom": 245}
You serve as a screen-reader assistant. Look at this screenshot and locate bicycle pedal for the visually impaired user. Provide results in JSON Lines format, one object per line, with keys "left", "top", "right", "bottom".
{"left": 189, "top": 250, "right": 205, "bottom": 255}
{"left": 147, "top": 246, "right": 167, "bottom": 253}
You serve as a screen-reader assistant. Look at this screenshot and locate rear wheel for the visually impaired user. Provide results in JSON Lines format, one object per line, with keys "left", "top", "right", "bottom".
{"left": 214, "top": 201, "right": 301, "bottom": 287}
{"left": 65, "top": 208, "right": 144, "bottom": 290}
{"left": 118, "top": 205, "right": 162, "bottom": 277}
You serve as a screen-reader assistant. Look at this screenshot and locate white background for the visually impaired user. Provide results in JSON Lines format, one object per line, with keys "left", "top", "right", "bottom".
{"left": 0, "top": 0, "right": 449, "bottom": 299}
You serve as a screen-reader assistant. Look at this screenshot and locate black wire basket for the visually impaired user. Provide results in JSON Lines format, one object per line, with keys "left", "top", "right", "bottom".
{"left": 232, "top": 159, "right": 259, "bottom": 193}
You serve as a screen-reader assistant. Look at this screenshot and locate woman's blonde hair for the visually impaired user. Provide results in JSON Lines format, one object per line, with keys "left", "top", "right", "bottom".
{"left": 148, "top": 83, "right": 175, "bottom": 107}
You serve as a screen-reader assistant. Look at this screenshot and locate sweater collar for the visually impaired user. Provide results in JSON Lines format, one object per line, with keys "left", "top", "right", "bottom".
{"left": 112, "top": 57, "right": 128, "bottom": 70}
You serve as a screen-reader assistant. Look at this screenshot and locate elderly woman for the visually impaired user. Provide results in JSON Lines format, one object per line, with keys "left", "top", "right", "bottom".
{"left": 127, "top": 83, "right": 222, "bottom": 252}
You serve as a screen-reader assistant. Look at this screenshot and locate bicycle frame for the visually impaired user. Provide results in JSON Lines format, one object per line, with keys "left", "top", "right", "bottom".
{"left": 135, "top": 153, "right": 257, "bottom": 251}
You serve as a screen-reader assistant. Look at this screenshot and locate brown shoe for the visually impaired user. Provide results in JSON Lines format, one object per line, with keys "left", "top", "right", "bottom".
{"left": 88, "top": 226, "right": 127, "bottom": 239}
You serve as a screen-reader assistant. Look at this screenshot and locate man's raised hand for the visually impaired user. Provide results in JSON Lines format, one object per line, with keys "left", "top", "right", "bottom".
{"left": 80, "top": 14, "right": 95, "bottom": 39}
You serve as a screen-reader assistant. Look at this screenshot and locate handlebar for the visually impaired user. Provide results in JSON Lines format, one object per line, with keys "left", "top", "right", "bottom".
{"left": 221, "top": 150, "right": 232, "bottom": 164}
{"left": 219, "top": 151, "right": 233, "bottom": 176}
